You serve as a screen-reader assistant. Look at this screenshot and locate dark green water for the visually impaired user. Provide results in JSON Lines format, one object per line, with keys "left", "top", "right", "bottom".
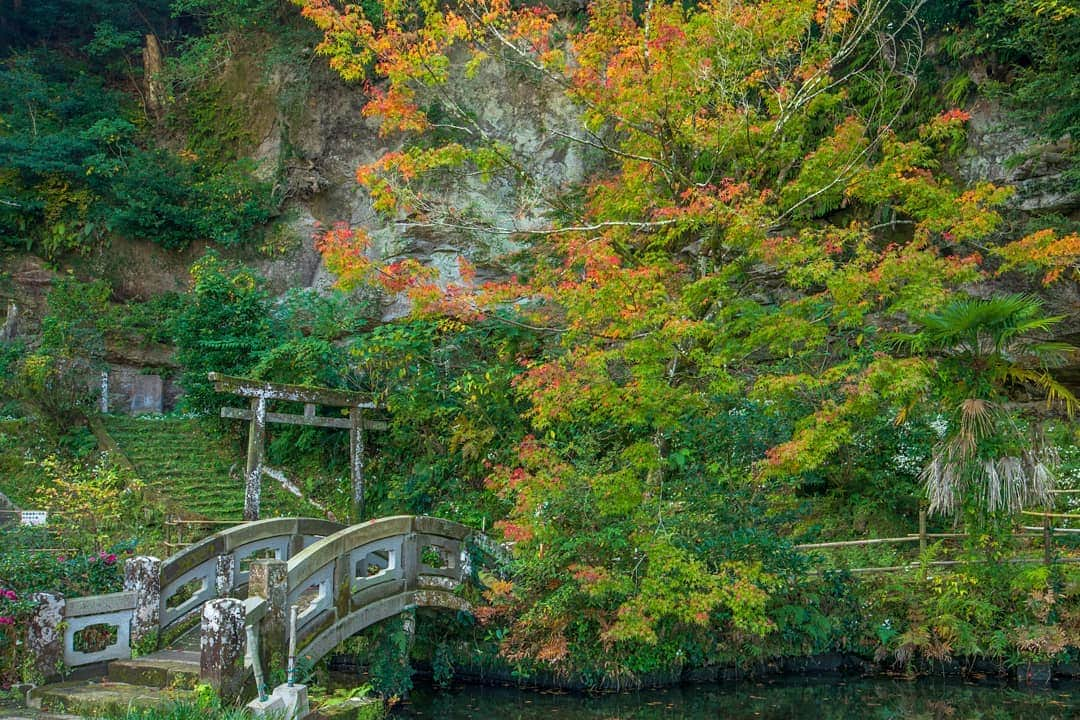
{"left": 395, "top": 678, "right": 1080, "bottom": 719}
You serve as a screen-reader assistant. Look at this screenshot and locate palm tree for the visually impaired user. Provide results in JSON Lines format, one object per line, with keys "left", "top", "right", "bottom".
{"left": 897, "top": 294, "right": 1077, "bottom": 517}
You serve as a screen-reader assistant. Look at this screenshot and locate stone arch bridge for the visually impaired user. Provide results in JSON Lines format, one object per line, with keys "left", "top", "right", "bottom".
{"left": 26, "top": 516, "right": 497, "bottom": 701}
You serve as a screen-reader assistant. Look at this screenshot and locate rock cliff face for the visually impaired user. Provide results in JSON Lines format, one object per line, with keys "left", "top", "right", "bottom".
{"left": 951, "top": 99, "right": 1080, "bottom": 390}
{"left": 236, "top": 47, "right": 590, "bottom": 318}
{"left": 959, "top": 99, "right": 1079, "bottom": 215}
{"left": 6, "top": 32, "right": 1078, "bottom": 395}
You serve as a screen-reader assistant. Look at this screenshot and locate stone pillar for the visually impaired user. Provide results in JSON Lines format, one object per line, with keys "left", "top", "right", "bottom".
{"left": 249, "top": 559, "right": 288, "bottom": 675}
{"left": 25, "top": 593, "right": 65, "bottom": 682}
{"left": 200, "top": 598, "right": 247, "bottom": 701}
{"left": 288, "top": 533, "right": 305, "bottom": 560}
{"left": 124, "top": 556, "right": 161, "bottom": 652}
{"left": 400, "top": 531, "right": 419, "bottom": 592}
{"left": 1, "top": 301, "right": 18, "bottom": 341}
{"left": 216, "top": 554, "right": 236, "bottom": 597}
{"left": 244, "top": 396, "right": 267, "bottom": 521}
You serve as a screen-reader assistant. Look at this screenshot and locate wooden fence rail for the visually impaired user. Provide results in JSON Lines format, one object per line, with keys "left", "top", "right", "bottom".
{"left": 796, "top": 509, "right": 1077, "bottom": 574}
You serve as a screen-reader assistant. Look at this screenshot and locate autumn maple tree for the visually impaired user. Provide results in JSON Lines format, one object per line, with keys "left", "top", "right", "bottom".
{"left": 292, "top": 0, "right": 1071, "bottom": 674}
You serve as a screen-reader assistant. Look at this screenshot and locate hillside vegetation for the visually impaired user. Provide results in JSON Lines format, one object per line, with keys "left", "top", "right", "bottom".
{"left": 1, "top": 0, "right": 1080, "bottom": 694}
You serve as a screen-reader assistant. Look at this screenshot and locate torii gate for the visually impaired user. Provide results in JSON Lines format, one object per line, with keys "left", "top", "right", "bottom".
{"left": 209, "top": 373, "right": 386, "bottom": 522}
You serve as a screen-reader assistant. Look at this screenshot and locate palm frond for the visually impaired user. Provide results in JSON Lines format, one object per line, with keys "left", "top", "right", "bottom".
{"left": 915, "top": 295, "right": 1061, "bottom": 356}
{"left": 886, "top": 330, "right": 927, "bottom": 355}
{"left": 1001, "top": 367, "right": 1079, "bottom": 417}
{"left": 1014, "top": 341, "right": 1079, "bottom": 367}
{"left": 955, "top": 397, "right": 996, "bottom": 451}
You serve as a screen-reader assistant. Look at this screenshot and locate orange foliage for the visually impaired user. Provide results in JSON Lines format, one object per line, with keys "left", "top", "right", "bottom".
{"left": 996, "top": 229, "right": 1080, "bottom": 284}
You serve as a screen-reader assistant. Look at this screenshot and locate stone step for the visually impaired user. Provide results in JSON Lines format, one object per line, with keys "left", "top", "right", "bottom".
{"left": 107, "top": 650, "right": 200, "bottom": 689}
{"left": 167, "top": 627, "right": 203, "bottom": 653}
{"left": 27, "top": 680, "right": 195, "bottom": 716}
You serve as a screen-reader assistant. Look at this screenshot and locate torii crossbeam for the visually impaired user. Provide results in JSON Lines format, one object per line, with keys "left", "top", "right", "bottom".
{"left": 209, "top": 372, "right": 386, "bottom": 522}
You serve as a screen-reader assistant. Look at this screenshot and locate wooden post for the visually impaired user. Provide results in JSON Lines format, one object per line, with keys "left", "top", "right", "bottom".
{"left": 245, "top": 396, "right": 267, "bottom": 521}
{"left": 1044, "top": 513, "right": 1053, "bottom": 566}
{"left": 918, "top": 509, "right": 927, "bottom": 555}
{"left": 349, "top": 407, "right": 365, "bottom": 522}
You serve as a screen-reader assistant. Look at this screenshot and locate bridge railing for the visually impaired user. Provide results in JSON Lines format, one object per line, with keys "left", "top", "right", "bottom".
{"left": 160, "top": 517, "right": 342, "bottom": 631}
{"left": 61, "top": 591, "right": 137, "bottom": 668}
{"left": 23, "top": 516, "right": 480, "bottom": 685}
{"left": 239, "top": 515, "right": 476, "bottom": 679}
{"left": 22, "top": 517, "right": 344, "bottom": 679}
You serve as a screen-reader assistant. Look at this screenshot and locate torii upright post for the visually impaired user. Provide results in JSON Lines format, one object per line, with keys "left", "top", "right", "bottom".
{"left": 349, "top": 407, "right": 365, "bottom": 524}
{"left": 210, "top": 373, "right": 385, "bottom": 522}
{"left": 245, "top": 397, "right": 267, "bottom": 521}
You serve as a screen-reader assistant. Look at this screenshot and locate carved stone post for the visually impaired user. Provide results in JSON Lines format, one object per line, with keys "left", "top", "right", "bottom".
{"left": 25, "top": 593, "right": 65, "bottom": 682}
{"left": 200, "top": 598, "right": 247, "bottom": 701}
{"left": 216, "top": 554, "right": 236, "bottom": 597}
{"left": 249, "top": 559, "right": 288, "bottom": 675}
{"left": 400, "top": 530, "right": 419, "bottom": 592}
{"left": 124, "top": 556, "right": 161, "bottom": 651}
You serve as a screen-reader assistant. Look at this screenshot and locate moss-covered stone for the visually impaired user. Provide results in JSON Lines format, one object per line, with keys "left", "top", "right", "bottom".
{"left": 27, "top": 680, "right": 195, "bottom": 716}
{"left": 314, "top": 696, "right": 387, "bottom": 720}
{"left": 108, "top": 656, "right": 200, "bottom": 689}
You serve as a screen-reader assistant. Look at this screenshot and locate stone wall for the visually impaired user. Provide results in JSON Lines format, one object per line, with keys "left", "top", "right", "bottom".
{"left": 103, "top": 365, "right": 182, "bottom": 415}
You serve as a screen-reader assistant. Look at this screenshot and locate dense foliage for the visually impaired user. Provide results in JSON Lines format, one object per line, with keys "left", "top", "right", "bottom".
{"left": 0, "top": 0, "right": 284, "bottom": 255}
{"left": 0, "top": 523, "right": 136, "bottom": 686}
{"left": 0, "top": 56, "right": 274, "bottom": 252}
{"left": 291, "top": 0, "right": 1080, "bottom": 684}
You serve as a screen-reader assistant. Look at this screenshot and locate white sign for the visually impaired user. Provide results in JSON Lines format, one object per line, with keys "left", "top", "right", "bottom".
{"left": 20, "top": 510, "right": 47, "bottom": 526}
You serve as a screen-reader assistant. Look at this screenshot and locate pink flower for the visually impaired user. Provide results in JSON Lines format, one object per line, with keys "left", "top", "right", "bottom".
{"left": 105, "top": 554, "right": 117, "bottom": 565}
{"left": 0, "top": 617, "right": 13, "bottom": 626}
{"left": 57, "top": 556, "right": 66, "bottom": 562}
{"left": 3, "top": 590, "right": 15, "bottom": 601}
{"left": 89, "top": 556, "right": 96, "bottom": 563}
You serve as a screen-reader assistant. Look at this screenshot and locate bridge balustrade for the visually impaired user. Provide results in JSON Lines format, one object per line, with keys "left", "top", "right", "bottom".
{"left": 24, "top": 515, "right": 482, "bottom": 684}
{"left": 61, "top": 591, "right": 137, "bottom": 667}
{"left": 159, "top": 517, "right": 342, "bottom": 630}
{"left": 25, "top": 517, "right": 343, "bottom": 675}
{"left": 243, "top": 515, "right": 475, "bottom": 672}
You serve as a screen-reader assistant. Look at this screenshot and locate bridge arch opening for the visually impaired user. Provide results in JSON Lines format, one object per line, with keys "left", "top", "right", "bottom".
{"left": 296, "top": 590, "right": 474, "bottom": 675}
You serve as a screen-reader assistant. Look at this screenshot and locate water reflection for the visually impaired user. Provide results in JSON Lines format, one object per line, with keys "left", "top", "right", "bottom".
{"left": 395, "top": 677, "right": 1080, "bottom": 720}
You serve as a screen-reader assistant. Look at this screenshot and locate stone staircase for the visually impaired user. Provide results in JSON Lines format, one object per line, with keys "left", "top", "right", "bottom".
{"left": 102, "top": 416, "right": 245, "bottom": 518}
{"left": 27, "top": 628, "right": 202, "bottom": 715}
{"left": 101, "top": 416, "right": 319, "bottom": 519}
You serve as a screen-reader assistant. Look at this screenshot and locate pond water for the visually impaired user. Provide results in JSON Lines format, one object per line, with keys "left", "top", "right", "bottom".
{"left": 394, "top": 677, "right": 1080, "bottom": 719}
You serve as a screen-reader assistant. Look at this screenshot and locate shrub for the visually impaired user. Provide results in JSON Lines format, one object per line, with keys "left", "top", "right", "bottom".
{"left": 173, "top": 253, "right": 279, "bottom": 415}
{"left": 5, "top": 278, "right": 110, "bottom": 426}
